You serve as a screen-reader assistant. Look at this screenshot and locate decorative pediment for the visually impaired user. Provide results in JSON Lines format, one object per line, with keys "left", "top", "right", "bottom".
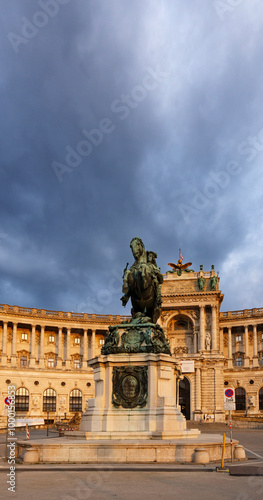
{"left": 45, "top": 351, "right": 56, "bottom": 359}
{"left": 233, "top": 351, "right": 244, "bottom": 360}
{"left": 17, "top": 349, "right": 29, "bottom": 356}
{"left": 71, "top": 353, "right": 82, "bottom": 360}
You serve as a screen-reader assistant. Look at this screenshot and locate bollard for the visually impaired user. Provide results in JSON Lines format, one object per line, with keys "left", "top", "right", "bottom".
{"left": 234, "top": 445, "right": 246, "bottom": 460}
{"left": 193, "top": 447, "right": 209, "bottom": 464}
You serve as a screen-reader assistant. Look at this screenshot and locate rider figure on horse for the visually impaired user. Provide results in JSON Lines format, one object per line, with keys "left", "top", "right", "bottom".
{"left": 121, "top": 237, "right": 163, "bottom": 324}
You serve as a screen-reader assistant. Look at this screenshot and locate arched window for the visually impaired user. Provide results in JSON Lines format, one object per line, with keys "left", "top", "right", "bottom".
{"left": 15, "top": 387, "right": 29, "bottom": 412}
{"left": 235, "top": 387, "right": 246, "bottom": 411}
{"left": 43, "top": 388, "right": 56, "bottom": 412}
{"left": 69, "top": 389, "right": 82, "bottom": 412}
{"left": 259, "top": 387, "right": 263, "bottom": 410}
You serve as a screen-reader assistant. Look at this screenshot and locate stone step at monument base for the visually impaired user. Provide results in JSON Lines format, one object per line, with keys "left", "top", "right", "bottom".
{"left": 64, "top": 428, "right": 200, "bottom": 440}
{"left": 17, "top": 434, "right": 245, "bottom": 464}
{"left": 79, "top": 405, "right": 188, "bottom": 435}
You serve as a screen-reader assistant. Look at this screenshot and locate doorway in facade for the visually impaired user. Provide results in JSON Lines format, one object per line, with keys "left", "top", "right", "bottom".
{"left": 179, "top": 377, "right": 190, "bottom": 420}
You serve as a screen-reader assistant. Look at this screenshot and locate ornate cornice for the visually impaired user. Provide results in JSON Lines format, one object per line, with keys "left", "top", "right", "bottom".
{"left": 0, "top": 303, "right": 131, "bottom": 328}
{"left": 162, "top": 291, "right": 222, "bottom": 298}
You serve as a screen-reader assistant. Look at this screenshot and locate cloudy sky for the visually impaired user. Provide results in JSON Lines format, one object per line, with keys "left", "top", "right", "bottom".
{"left": 1, "top": 0, "right": 263, "bottom": 316}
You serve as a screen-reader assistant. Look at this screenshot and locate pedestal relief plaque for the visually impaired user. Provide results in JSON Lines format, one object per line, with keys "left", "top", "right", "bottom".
{"left": 112, "top": 366, "right": 148, "bottom": 409}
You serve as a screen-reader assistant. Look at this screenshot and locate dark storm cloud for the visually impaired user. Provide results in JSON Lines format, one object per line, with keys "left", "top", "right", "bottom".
{"left": 1, "top": 0, "right": 263, "bottom": 315}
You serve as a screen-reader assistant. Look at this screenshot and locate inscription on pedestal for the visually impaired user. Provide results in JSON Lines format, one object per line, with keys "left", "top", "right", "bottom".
{"left": 112, "top": 366, "right": 148, "bottom": 409}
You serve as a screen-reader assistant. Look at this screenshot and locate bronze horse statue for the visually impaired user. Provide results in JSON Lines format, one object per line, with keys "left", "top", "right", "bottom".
{"left": 121, "top": 238, "right": 163, "bottom": 324}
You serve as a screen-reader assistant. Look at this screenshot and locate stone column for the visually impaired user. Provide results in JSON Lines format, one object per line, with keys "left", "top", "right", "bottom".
{"left": 193, "top": 333, "right": 198, "bottom": 354}
{"left": 244, "top": 325, "right": 249, "bottom": 367}
{"left": 199, "top": 306, "right": 205, "bottom": 351}
{"left": 11, "top": 323, "right": 17, "bottom": 366}
{"left": 211, "top": 305, "right": 217, "bottom": 351}
{"left": 57, "top": 327, "right": 63, "bottom": 369}
{"left": 29, "top": 325, "right": 36, "bottom": 367}
{"left": 66, "top": 328, "right": 71, "bottom": 368}
{"left": 1, "top": 321, "right": 8, "bottom": 366}
{"left": 219, "top": 328, "right": 224, "bottom": 354}
{"left": 176, "top": 375, "right": 180, "bottom": 409}
{"left": 82, "top": 329, "right": 88, "bottom": 370}
{"left": 253, "top": 324, "right": 258, "bottom": 367}
{"left": 91, "top": 329, "right": 96, "bottom": 359}
{"left": 195, "top": 367, "right": 201, "bottom": 416}
{"left": 39, "top": 325, "right": 45, "bottom": 368}
{"left": 228, "top": 327, "right": 232, "bottom": 368}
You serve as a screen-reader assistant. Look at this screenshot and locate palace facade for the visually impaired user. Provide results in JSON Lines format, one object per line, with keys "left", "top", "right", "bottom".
{"left": 1, "top": 266, "right": 263, "bottom": 427}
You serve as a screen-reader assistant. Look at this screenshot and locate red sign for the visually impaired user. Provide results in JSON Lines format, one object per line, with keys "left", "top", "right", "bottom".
{"left": 225, "top": 389, "right": 234, "bottom": 398}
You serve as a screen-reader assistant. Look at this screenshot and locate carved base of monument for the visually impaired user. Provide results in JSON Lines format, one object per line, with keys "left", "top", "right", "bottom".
{"left": 17, "top": 434, "right": 243, "bottom": 464}
{"left": 101, "top": 319, "right": 171, "bottom": 355}
{"left": 79, "top": 353, "right": 199, "bottom": 439}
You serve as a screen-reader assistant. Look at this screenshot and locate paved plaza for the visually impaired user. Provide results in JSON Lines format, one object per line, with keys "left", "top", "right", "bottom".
{"left": 0, "top": 425, "right": 262, "bottom": 499}
{"left": 2, "top": 468, "right": 263, "bottom": 500}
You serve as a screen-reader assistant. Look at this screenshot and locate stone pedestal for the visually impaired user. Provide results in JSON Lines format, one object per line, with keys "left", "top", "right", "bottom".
{"left": 80, "top": 353, "right": 197, "bottom": 439}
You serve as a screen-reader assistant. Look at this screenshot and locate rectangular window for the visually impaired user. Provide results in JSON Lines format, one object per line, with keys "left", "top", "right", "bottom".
{"left": 21, "top": 333, "right": 28, "bottom": 340}
{"left": 48, "top": 358, "right": 55, "bottom": 368}
{"left": 20, "top": 356, "right": 27, "bottom": 367}
{"left": 74, "top": 337, "right": 80, "bottom": 344}
{"left": 49, "top": 335, "right": 55, "bottom": 343}
{"left": 74, "top": 359, "right": 80, "bottom": 369}
{"left": 236, "top": 357, "right": 243, "bottom": 367}
{"left": 236, "top": 335, "right": 242, "bottom": 342}
{"left": 99, "top": 339, "right": 105, "bottom": 345}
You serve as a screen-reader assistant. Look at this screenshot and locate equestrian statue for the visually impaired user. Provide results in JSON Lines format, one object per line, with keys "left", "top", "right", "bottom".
{"left": 121, "top": 237, "right": 163, "bottom": 324}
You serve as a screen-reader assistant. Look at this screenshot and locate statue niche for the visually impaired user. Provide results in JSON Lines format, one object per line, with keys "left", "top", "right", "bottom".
{"left": 167, "top": 315, "right": 194, "bottom": 355}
